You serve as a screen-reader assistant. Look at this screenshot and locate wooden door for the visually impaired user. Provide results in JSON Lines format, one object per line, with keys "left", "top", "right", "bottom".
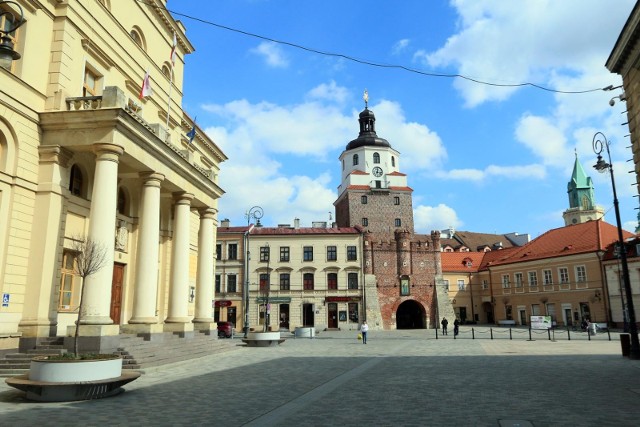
{"left": 110, "top": 263, "right": 125, "bottom": 324}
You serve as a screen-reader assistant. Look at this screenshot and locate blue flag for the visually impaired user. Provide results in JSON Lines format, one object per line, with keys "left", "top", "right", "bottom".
{"left": 187, "top": 117, "right": 197, "bottom": 144}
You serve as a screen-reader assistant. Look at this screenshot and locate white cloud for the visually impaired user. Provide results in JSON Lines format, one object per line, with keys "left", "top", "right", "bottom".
{"left": 414, "top": 204, "right": 462, "bottom": 234}
{"left": 436, "top": 164, "right": 545, "bottom": 182}
{"left": 306, "top": 80, "right": 349, "bottom": 105}
{"left": 392, "top": 39, "right": 410, "bottom": 55}
{"left": 515, "top": 114, "right": 570, "bottom": 168}
{"left": 201, "top": 84, "right": 452, "bottom": 226}
{"left": 371, "top": 100, "right": 447, "bottom": 171}
{"left": 250, "top": 41, "right": 289, "bottom": 68}
{"left": 420, "top": 0, "right": 634, "bottom": 107}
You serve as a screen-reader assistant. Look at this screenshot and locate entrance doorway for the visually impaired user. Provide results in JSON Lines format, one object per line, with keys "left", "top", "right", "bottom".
{"left": 483, "top": 302, "right": 494, "bottom": 324}
{"left": 327, "top": 303, "right": 338, "bottom": 328}
{"left": 228, "top": 307, "right": 237, "bottom": 327}
{"left": 396, "top": 300, "right": 425, "bottom": 329}
{"left": 519, "top": 309, "right": 527, "bottom": 326}
{"left": 279, "top": 304, "right": 289, "bottom": 330}
{"left": 110, "top": 263, "right": 125, "bottom": 324}
{"left": 302, "top": 303, "right": 314, "bottom": 327}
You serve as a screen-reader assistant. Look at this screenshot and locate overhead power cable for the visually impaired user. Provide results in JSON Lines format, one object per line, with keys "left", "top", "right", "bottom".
{"left": 145, "top": 0, "right": 613, "bottom": 95}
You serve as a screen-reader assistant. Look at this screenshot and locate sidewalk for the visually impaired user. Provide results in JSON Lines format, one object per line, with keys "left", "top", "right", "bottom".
{"left": 1, "top": 329, "right": 639, "bottom": 426}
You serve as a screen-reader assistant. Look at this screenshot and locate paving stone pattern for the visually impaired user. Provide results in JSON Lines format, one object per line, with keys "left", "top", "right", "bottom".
{"left": 1, "top": 329, "right": 639, "bottom": 426}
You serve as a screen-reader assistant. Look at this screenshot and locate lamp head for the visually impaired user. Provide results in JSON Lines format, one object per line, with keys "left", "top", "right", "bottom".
{"left": 593, "top": 155, "right": 610, "bottom": 173}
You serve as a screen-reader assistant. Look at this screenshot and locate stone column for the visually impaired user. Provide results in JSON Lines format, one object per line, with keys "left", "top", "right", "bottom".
{"left": 80, "top": 144, "right": 123, "bottom": 333}
{"left": 193, "top": 207, "right": 216, "bottom": 330}
{"left": 164, "top": 192, "right": 194, "bottom": 333}
{"left": 126, "top": 172, "right": 164, "bottom": 334}
{"left": 19, "top": 146, "right": 72, "bottom": 347}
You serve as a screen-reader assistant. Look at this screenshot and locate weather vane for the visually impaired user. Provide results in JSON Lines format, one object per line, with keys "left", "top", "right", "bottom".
{"left": 363, "top": 89, "right": 369, "bottom": 108}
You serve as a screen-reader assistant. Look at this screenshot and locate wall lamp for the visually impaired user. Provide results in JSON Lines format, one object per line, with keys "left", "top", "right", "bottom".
{"left": 0, "top": 1, "right": 25, "bottom": 69}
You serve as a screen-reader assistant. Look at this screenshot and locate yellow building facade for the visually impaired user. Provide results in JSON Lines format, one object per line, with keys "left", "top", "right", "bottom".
{"left": 0, "top": 0, "right": 226, "bottom": 352}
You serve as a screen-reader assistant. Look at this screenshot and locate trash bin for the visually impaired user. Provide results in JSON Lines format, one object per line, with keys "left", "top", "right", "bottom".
{"left": 620, "top": 333, "right": 631, "bottom": 357}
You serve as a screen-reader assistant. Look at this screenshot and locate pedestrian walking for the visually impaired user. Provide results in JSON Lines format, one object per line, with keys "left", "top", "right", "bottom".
{"left": 361, "top": 321, "right": 369, "bottom": 344}
{"left": 441, "top": 317, "right": 448, "bottom": 335}
{"left": 453, "top": 318, "right": 460, "bottom": 336}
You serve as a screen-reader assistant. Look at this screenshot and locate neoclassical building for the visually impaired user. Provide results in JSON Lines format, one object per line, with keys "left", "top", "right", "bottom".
{"left": 0, "top": 0, "right": 225, "bottom": 352}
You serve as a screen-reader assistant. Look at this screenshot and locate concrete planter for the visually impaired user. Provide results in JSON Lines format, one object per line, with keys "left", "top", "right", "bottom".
{"left": 6, "top": 354, "right": 140, "bottom": 402}
{"left": 294, "top": 327, "right": 315, "bottom": 338}
{"left": 29, "top": 355, "right": 123, "bottom": 382}
{"left": 243, "top": 331, "right": 285, "bottom": 347}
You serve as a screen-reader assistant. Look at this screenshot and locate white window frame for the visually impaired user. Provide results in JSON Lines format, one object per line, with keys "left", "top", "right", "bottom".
{"left": 457, "top": 279, "right": 465, "bottom": 291}
{"left": 528, "top": 271, "right": 538, "bottom": 286}
{"left": 502, "top": 274, "right": 510, "bottom": 288}
{"left": 575, "top": 265, "right": 587, "bottom": 283}
{"left": 514, "top": 272, "right": 523, "bottom": 288}
{"left": 558, "top": 267, "right": 569, "bottom": 284}
{"left": 543, "top": 269, "right": 553, "bottom": 285}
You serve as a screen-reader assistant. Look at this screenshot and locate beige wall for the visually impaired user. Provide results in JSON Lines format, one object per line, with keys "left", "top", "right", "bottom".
{"left": 0, "top": 0, "right": 225, "bottom": 345}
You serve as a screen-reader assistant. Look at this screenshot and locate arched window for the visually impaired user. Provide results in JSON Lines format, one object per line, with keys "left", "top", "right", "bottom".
{"left": 391, "top": 156, "right": 396, "bottom": 167}
{"left": 162, "top": 64, "right": 172, "bottom": 79}
{"left": 69, "top": 164, "right": 84, "bottom": 197}
{"left": 352, "top": 154, "right": 359, "bottom": 166}
{"left": 373, "top": 152, "right": 380, "bottom": 164}
{"left": 130, "top": 27, "right": 146, "bottom": 51}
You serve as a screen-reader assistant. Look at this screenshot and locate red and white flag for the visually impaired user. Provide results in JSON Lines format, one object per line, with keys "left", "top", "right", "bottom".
{"left": 170, "top": 33, "right": 177, "bottom": 66}
{"left": 139, "top": 70, "right": 152, "bottom": 99}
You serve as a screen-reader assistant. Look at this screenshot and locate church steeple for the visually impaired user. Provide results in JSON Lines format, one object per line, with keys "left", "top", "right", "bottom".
{"left": 563, "top": 152, "right": 603, "bottom": 225}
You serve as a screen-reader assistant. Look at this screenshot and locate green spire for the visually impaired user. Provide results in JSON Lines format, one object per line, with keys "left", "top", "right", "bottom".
{"left": 567, "top": 152, "right": 595, "bottom": 210}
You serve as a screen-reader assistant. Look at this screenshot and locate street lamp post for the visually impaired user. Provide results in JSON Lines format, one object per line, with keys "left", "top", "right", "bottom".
{"left": 243, "top": 206, "right": 263, "bottom": 337}
{"left": 592, "top": 132, "right": 640, "bottom": 359}
{"left": 0, "top": 1, "right": 25, "bottom": 69}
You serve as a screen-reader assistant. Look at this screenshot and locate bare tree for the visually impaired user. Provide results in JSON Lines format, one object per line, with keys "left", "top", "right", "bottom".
{"left": 70, "top": 235, "right": 108, "bottom": 356}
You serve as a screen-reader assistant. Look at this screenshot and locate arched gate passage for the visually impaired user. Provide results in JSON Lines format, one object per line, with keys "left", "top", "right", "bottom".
{"left": 396, "top": 300, "right": 425, "bottom": 329}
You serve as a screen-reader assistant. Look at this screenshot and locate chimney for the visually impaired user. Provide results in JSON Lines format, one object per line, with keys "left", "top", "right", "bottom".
{"left": 294, "top": 218, "right": 300, "bottom": 229}
{"left": 221, "top": 218, "right": 230, "bottom": 228}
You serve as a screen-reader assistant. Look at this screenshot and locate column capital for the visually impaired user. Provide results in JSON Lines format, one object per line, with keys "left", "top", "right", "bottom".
{"left": 173, "top": 191, "right": 194, "bottom": 205}
{"left": 38, "top": 145, "right": 73, "bottom": 166}
{"left": 140, "top": 171, "right": 165, "bottom": 188}
{"left": 93, "top": 143, "right": 124, "bottom": 161}
{"left": 199, "top": 207, "right": 217, "bottom": 219}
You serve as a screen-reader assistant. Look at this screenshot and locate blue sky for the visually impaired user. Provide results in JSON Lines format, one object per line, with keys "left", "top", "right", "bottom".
{"left": 167, "top": 0, "right": 637, "bottom": 238}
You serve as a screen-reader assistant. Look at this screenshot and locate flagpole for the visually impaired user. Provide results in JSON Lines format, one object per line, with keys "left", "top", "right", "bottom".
{"left": 165, "top": 66, "right": 173, "bottom": 142}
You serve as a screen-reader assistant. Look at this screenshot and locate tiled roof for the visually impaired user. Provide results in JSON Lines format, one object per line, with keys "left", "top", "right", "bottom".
{"left": 478, "top": 247, "right": 520, "bottom": 269}
{"left": 388, "top": 171, "right": 406, "bottom": 176}
{"left": 441, "top": 252, "right": 485, "bottom": 272}
{"left": 488, "top": 220, "right": 632, "bottom": 266}
{"left": 350, "top": 170, "right": 368, "bottom": 175}
{"left": 217, "top": 226, "right": 252, "bottom": 233}
{"left": 250, "top": 226, "right": 362, "bottom": 236}
{"left": 452, "top": 231, "right": 517, "bottom": 251}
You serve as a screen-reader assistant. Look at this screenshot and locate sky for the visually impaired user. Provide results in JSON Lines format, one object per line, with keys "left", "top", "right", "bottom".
{"left": 166, "top": 0, "right": 637, "bottom": 238}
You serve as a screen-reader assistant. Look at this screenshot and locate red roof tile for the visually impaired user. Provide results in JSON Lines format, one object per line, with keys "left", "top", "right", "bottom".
{"left": 441, "top": 252, "right": 485, "bottom": 272}
{"left": 488, "top": 220, "right": 632, "bottom": 266}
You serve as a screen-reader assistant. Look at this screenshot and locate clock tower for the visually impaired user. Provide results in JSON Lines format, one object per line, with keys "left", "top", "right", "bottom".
{"left": 334, "top": 92, "right": 414, "bottom": 235}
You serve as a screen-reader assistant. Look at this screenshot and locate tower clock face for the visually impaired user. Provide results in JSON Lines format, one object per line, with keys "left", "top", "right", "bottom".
{"left": 372, "top": 167, "right": 383, "bottom": 177}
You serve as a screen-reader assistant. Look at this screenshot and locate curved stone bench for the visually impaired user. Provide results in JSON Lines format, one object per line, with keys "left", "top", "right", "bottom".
{"left": 5, "top": 371, "right": 141, "bottom": 402}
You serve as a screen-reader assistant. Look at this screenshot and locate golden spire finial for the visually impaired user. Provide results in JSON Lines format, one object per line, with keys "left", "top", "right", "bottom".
{"left": 363, "top": 89, "right": 369, "bottom": 108}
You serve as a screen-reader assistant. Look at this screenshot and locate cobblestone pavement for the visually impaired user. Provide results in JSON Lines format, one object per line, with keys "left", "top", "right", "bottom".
{"left": 1, "top": 328, "right": 639, "bottom": 426}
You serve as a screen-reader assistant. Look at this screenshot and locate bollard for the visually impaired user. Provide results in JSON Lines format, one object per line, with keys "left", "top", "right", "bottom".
{"left": 547, "top": 328, "right": 551, "bottom": 340}
{"left": 528, "top": 327, "right": 532, "bottom": 341}
{"left": 567, "top": 328, "right": 571, "bottom": 341}
{"left": 435, "top": 327, "right": 438, "bottom": 340}
{"left": 509, "top": 328, "right": 512, "bottom": 340}
{"left": 490, "top": 328, "right": 493, "bottom": 340}
{"left": 472, "top": 327, "right": 475, "bottom": 340}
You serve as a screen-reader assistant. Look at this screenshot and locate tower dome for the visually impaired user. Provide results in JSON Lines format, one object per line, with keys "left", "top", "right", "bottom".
{"left": 345, "top": 107, "right": 391, "bottom": 150}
